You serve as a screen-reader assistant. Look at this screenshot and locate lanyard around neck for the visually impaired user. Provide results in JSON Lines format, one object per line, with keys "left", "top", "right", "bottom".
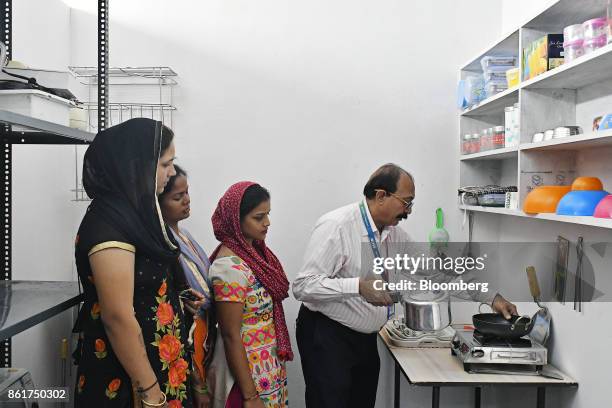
{"left": 359, "top": 201, "right": 394, "bottom": 319}
{"left": 359, "top": 201, "right": 381, "bottom": 258}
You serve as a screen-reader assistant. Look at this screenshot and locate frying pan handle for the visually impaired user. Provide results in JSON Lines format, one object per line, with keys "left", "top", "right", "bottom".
{"left": 511, "top": 315, "right": 532, "bottom": 331}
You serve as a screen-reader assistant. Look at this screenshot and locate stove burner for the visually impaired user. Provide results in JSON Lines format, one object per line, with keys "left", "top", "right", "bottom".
{"left": 472, "top": 330, "right": 532, "bottom": 348}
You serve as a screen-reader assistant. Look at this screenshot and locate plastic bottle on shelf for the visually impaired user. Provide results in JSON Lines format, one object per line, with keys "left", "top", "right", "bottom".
{"left": 504, "top": 106, "right": 515, "bottom": 147}
{"left": 512, "top": 102, "right": 520, "bottom": 145}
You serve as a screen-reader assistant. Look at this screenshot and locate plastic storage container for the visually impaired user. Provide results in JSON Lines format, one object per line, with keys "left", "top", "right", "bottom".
{"left": 483, "top": 71, "right": 507, "bottom": 82}
{"left": 584, "top": 35, "right": 607, "bottom": 54}
{"left": 485, "top": 82, "right": 508, "bottom": 98}
{"left": 563, "top": 24, "right": 584, "bottom": 42}
{"left": 563, "top": 39, "right": 585, "bottom": 62}
{"left": 0, "top": 89, "right": 74, "bottom": 126}
{"left": 471, "top": 133, "right": 481, "bottom": 154}
{"left": 464, "top": 76, "right": 486, "bottom": 107}
{"left": 512, "top": 103, "right": 520, "bottom": 145}
{"left": 505, "top": 67, "right": 520, "bottom": 87}
{"left": 492, "top": 126, "right": 505, "bottom": 149}
{"left": 480, "top": 56, "right": 518, "bottom": 70}
{"left": 583, "top": 17, "right": 608, "bottom": 39}
{"left": 504, "top": 107, "right": 514, "bottom": 146}
{"left": 608, "top": 0, "right": 612, "bottom": 44}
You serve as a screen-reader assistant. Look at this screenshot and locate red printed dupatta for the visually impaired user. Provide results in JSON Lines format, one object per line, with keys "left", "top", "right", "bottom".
{"left": 210, "top": 181, "right": 293, "bottom": 361}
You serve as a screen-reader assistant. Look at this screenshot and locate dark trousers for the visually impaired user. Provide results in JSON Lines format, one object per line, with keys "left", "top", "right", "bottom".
{"left": 296, "top": 305, "right": 380, "bottom": 408}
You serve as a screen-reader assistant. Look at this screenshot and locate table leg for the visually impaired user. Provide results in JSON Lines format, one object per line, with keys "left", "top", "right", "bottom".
{"left": 432, "top": 386, "right": 440, "bottom": 408}
{"left": 394, "top": 361, "right": 399, "bottom": 408}
{"left": 474, "top": 386, "right": 481, "bottom": 408}
{"left": 537, "top": 387, "right": 546, "bottom": 408}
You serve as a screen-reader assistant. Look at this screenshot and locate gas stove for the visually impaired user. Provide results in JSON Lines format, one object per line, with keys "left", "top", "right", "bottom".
{"left": 451, "top": 328, "right": 547, "bottom": 372}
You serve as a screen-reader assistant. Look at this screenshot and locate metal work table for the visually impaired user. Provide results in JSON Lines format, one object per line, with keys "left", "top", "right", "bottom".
{"left": 379, "top": 330, "right": 577, "bottom": 408}
{"left": 0, "top": 281, "right": 83, "bottom": 341}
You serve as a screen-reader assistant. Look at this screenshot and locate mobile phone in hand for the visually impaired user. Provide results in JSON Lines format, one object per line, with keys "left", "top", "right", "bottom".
{"left": 179, "top": 289, "right": 198, "bottom": 302}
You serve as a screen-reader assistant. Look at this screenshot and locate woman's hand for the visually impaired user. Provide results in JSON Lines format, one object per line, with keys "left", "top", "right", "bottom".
{"left": 182, "top": 289, "right": 206, "bottom": 315}
{"left": 192, "top": 390, "right": 211, "bottom": 408}
{"left": 243, "top": 397, "right": 266, "bottom": 408}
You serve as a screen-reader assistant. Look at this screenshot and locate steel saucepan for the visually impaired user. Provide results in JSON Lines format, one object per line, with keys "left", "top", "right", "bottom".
{"left": 403, "top": 292, "right": 451, "bottom": 332}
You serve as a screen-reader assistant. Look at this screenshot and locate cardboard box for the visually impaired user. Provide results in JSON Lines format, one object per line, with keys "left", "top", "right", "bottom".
{"left": 522, "top": 34, "right": 564, "bottom": 80}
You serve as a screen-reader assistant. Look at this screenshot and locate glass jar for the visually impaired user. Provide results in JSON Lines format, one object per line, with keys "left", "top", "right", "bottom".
{"left": 462, "top": 134, "right": 471, "bottom": 155}
{"left": 471, "top": 133, "right": 481, "bottom": 154}
{"left": 492, "top": 126, "right": 505, "bottom": 149}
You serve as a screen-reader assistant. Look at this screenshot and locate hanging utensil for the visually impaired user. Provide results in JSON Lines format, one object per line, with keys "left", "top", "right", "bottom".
{"left": 555, "top": 236, "right": 569, "bottom": 304}
{"left": 574, "top": 237, "right": 584, "bottom": 312}
{"left": 526, "top": 266, "right": 551, "bottom": 345}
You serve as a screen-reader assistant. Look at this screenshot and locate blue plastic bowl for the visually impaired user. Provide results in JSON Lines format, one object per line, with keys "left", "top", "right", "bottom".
{"left": 556, "top": 190, "right": 609, "bottom": 216}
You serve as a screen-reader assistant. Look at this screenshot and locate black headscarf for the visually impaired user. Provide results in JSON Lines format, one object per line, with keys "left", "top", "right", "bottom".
{"left": 82, "top": 118, "right": 179, "bottom": 261}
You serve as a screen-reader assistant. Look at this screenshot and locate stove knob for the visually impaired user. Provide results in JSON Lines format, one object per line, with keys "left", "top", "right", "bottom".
{"left": 452, "top": 339, "right": 460, "bottom": 349}
{"left": 471, "top": 349, "right": 485, "bottom": 358}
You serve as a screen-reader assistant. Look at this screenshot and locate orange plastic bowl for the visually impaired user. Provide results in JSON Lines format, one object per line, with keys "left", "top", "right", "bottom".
{"left": 523, "top": 186, "right": 572, "bottom": 214}
{"left": 571, "top": 177, "right": 603, "bottom": 191}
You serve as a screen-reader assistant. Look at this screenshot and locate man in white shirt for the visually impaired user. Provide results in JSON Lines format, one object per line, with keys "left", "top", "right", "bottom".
{"left": 293, "top": 163, "right": 517, "bottom": 408}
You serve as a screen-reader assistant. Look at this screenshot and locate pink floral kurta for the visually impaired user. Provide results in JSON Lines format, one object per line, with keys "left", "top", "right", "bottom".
{"left": 208, "top": 256, "right": 289, "bottom": 408}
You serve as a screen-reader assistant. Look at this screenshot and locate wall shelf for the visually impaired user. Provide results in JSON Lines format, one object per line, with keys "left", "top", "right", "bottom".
{"left": 0, "top": 281, "right": 83, "bottom": 341}
{"left": 465, "top": 130, "right": 612, "bottom": 157}
{"left": 520, "top": 129, "right": 612, "bottom": 151}
{"left": 458, "top": 0, "right": 612, "bottom": 231}
{"left": 522, "top": 43, "right": 612, "bottom": 90}
{"left": 459, "top": 205, "right": 612, "bottom": 229}
{"left": 461, "top": 88, "right": 519, "bottom": 117}
{"left": 0, "top": 109, "right": 95, "bottom": 144}
{"left": 460, "top": 146, "right": 518, "bottom": 161}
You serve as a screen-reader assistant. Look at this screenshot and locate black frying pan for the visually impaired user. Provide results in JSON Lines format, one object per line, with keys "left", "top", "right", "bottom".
{"left": 472, "top": 313, "right": 534, "bottom": 339}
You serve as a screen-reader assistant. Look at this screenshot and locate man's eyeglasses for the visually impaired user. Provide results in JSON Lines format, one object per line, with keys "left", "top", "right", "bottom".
{"left": 375, "top": 189, "right": 414, "bottom": 211}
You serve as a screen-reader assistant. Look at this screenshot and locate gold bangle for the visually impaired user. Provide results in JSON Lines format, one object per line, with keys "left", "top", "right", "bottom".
{"left": 243, "top": 391, "right": 259, "bottom": 401}
{"left": 141, "top": 391, "right": 167, "bottom": 407}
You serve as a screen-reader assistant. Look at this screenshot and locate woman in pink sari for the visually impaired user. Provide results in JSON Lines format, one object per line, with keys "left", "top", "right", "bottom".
{"left": 207, "top": 182, "right": 292, "bottom": 408}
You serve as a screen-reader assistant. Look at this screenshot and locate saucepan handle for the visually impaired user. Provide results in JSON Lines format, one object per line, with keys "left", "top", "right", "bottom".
{"left": 478, "top": 302, "right": 493, "bottom": 314}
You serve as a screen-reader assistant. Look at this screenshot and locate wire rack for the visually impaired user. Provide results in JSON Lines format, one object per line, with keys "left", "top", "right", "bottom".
{"left": 68, "top": 66, "right": 179, "bottom": 201}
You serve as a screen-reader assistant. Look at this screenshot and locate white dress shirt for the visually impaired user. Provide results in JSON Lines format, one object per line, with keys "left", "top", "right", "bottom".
{"left": 293, "top": 200, "right": 497, "bottom": 334}
{"left": 293, "top": 200, "right": 406, "bottom": 333}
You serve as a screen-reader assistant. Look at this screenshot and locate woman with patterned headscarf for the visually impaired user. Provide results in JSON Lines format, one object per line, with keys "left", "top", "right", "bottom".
{"left": 207, "top": 182, "right": 292, "bottom": 408}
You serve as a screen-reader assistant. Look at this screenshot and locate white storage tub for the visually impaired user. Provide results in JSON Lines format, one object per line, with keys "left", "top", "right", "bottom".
{"left": 0, "top": 89, "right": 75, "bottom": 126}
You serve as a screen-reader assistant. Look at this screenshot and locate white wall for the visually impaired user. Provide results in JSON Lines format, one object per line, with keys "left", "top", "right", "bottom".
{"left": 501, "top": 0, "right": 558, "bottom": 34}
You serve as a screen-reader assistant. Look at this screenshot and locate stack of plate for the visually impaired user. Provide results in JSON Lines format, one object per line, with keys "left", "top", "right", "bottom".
{"left": 383, "top": 319, "right": 455, "bottom": 348}
{"left": 553, "top": 126, "right": 582, "bottom": 139}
